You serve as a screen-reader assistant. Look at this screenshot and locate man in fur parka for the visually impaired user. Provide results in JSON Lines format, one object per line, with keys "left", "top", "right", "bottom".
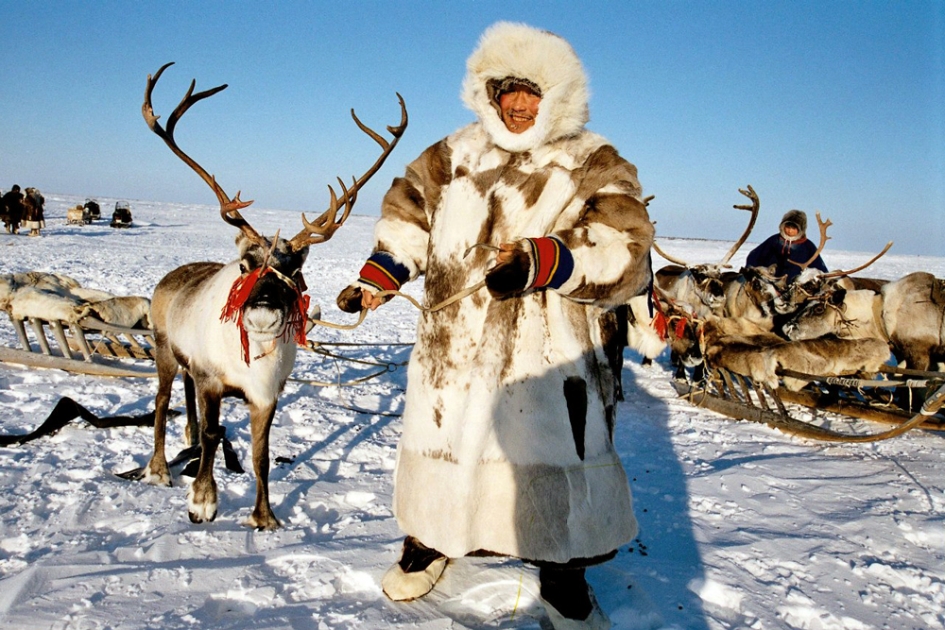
{"left": 337, "top": 22, "right": 653, "bottom": 629}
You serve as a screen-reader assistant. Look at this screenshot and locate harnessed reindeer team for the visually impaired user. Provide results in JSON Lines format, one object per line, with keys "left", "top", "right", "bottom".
{"left": 1, "top": 66, "right": 943, "bottom": 531}
{"left": 631, "top": 188, "right": 944, "bottom": 440}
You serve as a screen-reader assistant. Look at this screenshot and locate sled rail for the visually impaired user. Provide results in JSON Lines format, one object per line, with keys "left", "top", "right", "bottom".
{"left": 674, "top": 366, "right": 945, "bottom": 441}
{"left": 1, "top": 312, "right": 157, "bottom": 378}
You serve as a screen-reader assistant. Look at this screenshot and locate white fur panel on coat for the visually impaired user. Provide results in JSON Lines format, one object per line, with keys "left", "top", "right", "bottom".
{"left": 366, "top": 120, "right": 651, "bottom": 563}
{"left": 359, "top": 21, "right": 652, "bottom": 565}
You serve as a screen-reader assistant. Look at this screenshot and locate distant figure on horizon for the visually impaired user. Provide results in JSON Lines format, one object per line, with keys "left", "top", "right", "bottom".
{"left": 23, "top": 187, "right": 46, "bottom": 237}
{"left": 746, "top": 209, "right": 827, "bottom": 280}
{"left": 2, "top": 185, "right": 25, "bottom": 234}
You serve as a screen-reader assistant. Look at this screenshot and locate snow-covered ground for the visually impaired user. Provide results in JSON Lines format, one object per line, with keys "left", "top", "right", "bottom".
{"left": 1, "top": 194, "right": 943, "bottom": 630}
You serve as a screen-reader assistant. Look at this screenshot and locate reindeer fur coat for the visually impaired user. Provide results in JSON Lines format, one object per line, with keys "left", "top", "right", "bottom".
{"left": 365, "top": 22, "right": 652, "bottom": 564}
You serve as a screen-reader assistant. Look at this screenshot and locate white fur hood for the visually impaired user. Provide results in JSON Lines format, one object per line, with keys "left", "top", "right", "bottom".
{"left": 461, "top": 21, "right": 589, "bottom": 153}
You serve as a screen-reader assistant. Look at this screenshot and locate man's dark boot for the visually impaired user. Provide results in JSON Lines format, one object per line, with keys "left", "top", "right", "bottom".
{"left": 539, "top": 566, "right": 610, "bottom": 629}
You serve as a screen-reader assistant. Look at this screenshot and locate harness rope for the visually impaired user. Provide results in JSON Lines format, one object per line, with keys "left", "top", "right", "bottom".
{"left": 308, "top": 242, "right": 496, "bottom": 332}
{"left": 308, "top": 280, "right": 488, "bottom": 332}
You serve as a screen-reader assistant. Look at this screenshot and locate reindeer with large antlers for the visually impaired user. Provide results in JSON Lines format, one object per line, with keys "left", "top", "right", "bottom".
{"left": 775, "top": 213, "right": 894, "bottom": 317}
{"left": 136, "top": 63, "right": 407, "bottom": 529}
{"left": 652, "top": 185, "right": 761, "bottom": 318}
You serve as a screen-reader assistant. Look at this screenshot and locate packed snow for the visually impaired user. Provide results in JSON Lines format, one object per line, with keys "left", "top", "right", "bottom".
{"left": 1, "top": 194, "right": 943, "bottom": 630}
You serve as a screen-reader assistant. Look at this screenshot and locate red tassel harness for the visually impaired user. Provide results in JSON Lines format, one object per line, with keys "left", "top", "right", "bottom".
{"left": 220, "top": 267, "right": 310, "bottom": 365}
{"left": 651, "top": 287, "right": 669, "bottom": 341}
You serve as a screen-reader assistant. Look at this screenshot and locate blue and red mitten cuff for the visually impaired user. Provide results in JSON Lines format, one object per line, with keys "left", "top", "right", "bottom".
{"left": 357, "top": 251, "right": 411, "bottom": 293}
{"left": 523, "top": 236, "right": 574, "bottom": 290}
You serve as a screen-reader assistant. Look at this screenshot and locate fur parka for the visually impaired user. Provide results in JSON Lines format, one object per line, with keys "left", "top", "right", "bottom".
{"left": 746, "top": 209, "right": 827, "bottom": 280}
{"left": 366, "top": 22, "right": 652, "bottom": 564}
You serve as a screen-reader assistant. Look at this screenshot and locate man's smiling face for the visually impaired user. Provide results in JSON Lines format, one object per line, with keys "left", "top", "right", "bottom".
{"left": 499, "top": 85, "right": 541, "bottom": 134}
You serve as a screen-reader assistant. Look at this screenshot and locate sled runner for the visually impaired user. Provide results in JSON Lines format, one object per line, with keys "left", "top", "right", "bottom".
{"left": 0, "top": 312, "right": 157, "bottom": 378}
{"left": 673, "top": 365, "right": 945, "bottom": 442}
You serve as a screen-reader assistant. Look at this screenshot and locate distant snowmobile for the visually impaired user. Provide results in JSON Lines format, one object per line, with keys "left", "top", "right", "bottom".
{"left": 110, "top": 201, "right": 133, "bottom": 228}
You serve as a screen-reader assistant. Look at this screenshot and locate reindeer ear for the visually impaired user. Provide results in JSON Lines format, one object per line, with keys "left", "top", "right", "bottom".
{"left": 829, "top": 288, "right": 847, "bottom": 305}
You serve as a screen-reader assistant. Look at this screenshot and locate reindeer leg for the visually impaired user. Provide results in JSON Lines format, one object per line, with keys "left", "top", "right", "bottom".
{"left": 246, "top": 401, "right": 280, "bottom": 530}
{"left": 188, "top": 388, "right": 223, "bottom": 523}
{"left": 183, "top": 370, "right": 198, "bottom": 448}
{"left": 142, "top": 342, "right": 177, "bottom": 486}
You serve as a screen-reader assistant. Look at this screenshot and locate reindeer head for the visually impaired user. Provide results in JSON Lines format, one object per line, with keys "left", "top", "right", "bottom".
{"left": 780, "top": 287, "right": 849, "bottom": 341}
{"left": 740, "top": 265, "right": 788, "bottom": 317}
{"left": 652, "top": 185, "right": 760, "bottom": 314}
{"left": 143, "top": 62, "right": 407, "bottom": 361}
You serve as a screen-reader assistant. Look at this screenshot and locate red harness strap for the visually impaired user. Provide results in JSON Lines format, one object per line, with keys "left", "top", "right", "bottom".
{"left": 650, "top": 287, "right": 670, "bottom": 341}
{"left": 220, "top": 268, "right": 309, "bottom": 365}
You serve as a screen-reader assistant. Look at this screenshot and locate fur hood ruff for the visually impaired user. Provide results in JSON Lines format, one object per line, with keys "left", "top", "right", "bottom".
{"left": 779, "top": 209, "right": 808, "bottom": 243}
{"left": 461, "top": 22, "right": 589, "bottom": 153}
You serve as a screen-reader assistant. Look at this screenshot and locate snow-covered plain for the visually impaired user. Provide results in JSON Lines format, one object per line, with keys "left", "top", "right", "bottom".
{"left": 1, "top": 193, "right": 943, "bottom": 630}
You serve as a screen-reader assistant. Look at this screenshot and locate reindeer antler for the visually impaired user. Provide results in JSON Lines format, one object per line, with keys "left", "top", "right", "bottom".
{"left": 821, "top": 241, "right": 894, "bottom": 279}
{"left": 719, "top": 185, "right": 760, "bottom": 266}
{"left": 287, "top": 94, "right": 408, "bottom": 250}
{"left": 653, "top": 186, "right": 760, "bottom": 269}
{"left": 789, "top": 212, "right": 832, "bottom": 270}
{"left": 143, "top": 62, "right": 267, "bottom": 248}
{"left": 652, "top": 241, "right": 690, "bottom": 267}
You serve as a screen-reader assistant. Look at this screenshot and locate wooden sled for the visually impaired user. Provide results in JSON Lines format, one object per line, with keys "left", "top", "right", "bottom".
{"left": 673, "top": 366, "right": 945, "bottom": 442}
{"left": 0, "top": 312, "right": 157, "bottom": 378}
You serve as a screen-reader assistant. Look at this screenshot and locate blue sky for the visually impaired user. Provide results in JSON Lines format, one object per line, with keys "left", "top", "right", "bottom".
{"left": 2, "top": 1, "right": 943, "bottom": 256}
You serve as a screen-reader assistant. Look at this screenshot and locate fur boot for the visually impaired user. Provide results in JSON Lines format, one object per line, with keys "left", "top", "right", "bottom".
{"left": 380, "top": 536, "right": 448, "bottom": 601}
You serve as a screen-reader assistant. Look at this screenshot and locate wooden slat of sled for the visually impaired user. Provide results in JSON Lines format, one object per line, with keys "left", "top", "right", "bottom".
{"left": 49, "top": 321, "right": 74, "bottom": 360}
{"left": 776, "top": 387, "right": 945, "bottom": 431}
{"left": 11, "top": 317, "right": 31, "bottom": 351}
{"left": 0, "top": 346, "right": 157, "bottom": 378}
{"left": 69, "top": 322, "right": 94, "bottom": 360}
{"left": 3, "top": 314, "right": 157, "bottom": 374}
{"left": 674, "top": 378, "right": 945, "bottom": 435}
{"left": 29, "top": 318, "right": 53, "bottom": 355}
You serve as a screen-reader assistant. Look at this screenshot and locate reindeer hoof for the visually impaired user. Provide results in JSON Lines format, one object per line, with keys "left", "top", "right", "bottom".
{"left": 141, "top": 463, "right": 172, "bottom": 487}
{"left": 188, "top": 508, "right": 217, "bottom": 524}
{"left": 187, "top": 484, "right": 218, "bottom": 523}
{"left": 246, "top": 512, "right": 281, "bottom": 531}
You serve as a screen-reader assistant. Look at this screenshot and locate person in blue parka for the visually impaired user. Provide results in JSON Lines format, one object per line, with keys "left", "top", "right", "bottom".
{"left": 745, "top": 209, "right": 827, "bottom": 280}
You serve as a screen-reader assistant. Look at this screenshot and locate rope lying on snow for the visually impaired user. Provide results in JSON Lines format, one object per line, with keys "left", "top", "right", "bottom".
{"left": 0, "top": 396, "right": 244, "bottom": 477}
{"left": 0, "top": 397, "right": 166, "bottom": 446}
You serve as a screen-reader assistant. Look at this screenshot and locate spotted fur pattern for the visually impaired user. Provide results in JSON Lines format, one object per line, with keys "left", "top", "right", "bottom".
{"left": 367, "top": 28, "right": 653, "bottom": 560}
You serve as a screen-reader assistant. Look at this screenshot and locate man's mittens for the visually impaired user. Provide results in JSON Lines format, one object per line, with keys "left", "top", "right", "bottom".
{"left": 336, "top": 285, "right": 364, "bottom": 313}
{"left": 524, "top": 236, "right": 574, "bottom": 290}
{"left": 359, "top": 251, "right": 410, "bottom": 293}
{"left": 485, "top": 246, "right": 531, "bottom": 299}
{"left": 485, "top": 237, "right": 575, "bottom": 299}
